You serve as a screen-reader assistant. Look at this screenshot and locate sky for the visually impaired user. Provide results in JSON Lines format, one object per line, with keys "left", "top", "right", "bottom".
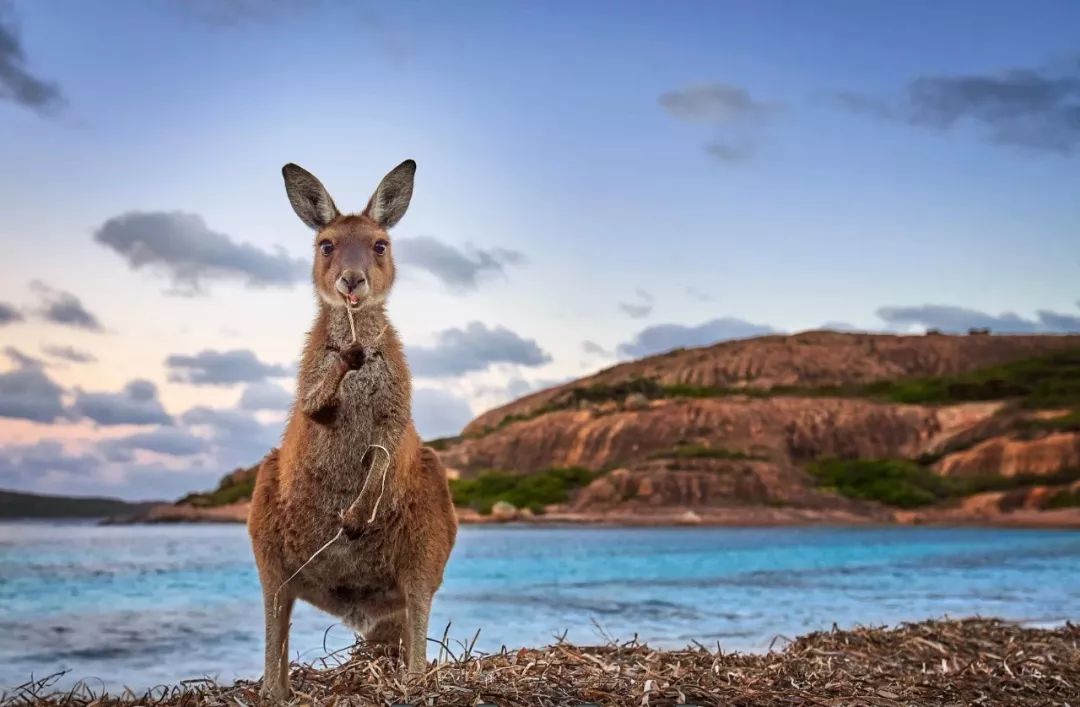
{"left": 1, "top": 0, "right": 1078, "bottom": 500}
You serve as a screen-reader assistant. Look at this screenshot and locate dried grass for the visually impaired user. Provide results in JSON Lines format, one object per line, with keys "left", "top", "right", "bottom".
{"left": 6, "top": 618, "right": 1078, "bottom": 706}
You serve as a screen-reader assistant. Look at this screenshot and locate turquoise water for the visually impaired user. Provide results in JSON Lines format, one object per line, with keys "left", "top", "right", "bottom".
{"left": 1, "top": 522, "right": 1079, "bottom": 693}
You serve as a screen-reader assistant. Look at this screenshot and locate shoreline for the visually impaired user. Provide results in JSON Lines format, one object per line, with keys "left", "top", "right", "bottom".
{"left": 94, "top": 500, "right": 1080, "bottom": 529}
{"left": 8, "top": 618, "right": 1077, "bottom": 706}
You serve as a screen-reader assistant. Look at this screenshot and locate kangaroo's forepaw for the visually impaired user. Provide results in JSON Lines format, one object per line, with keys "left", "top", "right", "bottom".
{"left": 339, "top": 343, "right": 367, "bottom": 370}
{"left": 341, "top": 518, "right": 368, "bottom": 540}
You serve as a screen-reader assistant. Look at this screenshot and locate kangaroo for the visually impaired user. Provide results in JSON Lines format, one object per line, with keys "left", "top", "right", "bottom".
{"left": 248, "top": 159, "right": 457, "bottom": 701}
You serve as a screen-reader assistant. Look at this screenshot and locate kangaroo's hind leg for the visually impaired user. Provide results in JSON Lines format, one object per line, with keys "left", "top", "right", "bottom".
{"left": 259, "top": 578, "right": 294, "bottom": 701}
{"left": 404, "top": 592, "right": 432, "bottom": 675}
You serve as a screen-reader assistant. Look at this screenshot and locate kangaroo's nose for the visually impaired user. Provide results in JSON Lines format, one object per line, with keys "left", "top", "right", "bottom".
{"left": 340, "top": 271, "right": 366, "bottom": 292}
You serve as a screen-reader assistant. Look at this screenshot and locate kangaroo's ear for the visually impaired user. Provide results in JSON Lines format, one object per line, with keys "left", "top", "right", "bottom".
{"left": 282, "top": 163, "right": 340, "bottom": 231}
{"left": 363, "top": 159, "right": 415, "bottom": 229}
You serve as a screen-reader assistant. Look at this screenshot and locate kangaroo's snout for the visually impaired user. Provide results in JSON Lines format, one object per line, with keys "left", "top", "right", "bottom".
{"left": 338, "top": 270, "right": 367, "bottom": 294}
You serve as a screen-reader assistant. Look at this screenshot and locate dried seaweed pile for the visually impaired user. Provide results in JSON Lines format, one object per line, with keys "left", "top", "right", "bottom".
{"left": 7, "top": 618, "right": 1078, "bottom": 706}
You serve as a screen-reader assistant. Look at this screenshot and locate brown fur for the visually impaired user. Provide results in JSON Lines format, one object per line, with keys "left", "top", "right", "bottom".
{"left": 249, "top": 161, "right": 457, "bottom": 701}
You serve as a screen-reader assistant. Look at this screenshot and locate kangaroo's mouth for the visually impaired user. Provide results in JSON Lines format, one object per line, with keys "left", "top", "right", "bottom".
{"left": 335, "top": 278, "right": 371, "bottom": 309}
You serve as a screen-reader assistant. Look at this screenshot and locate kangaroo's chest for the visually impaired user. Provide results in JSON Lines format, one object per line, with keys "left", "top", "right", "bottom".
{"left": 286, "top": 352, "right": 402, "bottom": 538}
{"left": 325, "top": 352, "right": 398, "bottom": 448}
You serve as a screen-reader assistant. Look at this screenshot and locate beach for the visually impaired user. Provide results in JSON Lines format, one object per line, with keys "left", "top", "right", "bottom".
{"left": 2, "top": 521, "right": 1079, "bottom": 697}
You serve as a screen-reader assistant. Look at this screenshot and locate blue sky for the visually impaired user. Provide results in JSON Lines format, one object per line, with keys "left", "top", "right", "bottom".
{"left": 1, "top": 0, "right": 1078, "bottom": 499}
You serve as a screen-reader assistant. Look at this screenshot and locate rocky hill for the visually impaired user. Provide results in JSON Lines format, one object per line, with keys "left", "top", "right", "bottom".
{"left": 443, "top": 331, "right": 1080, "bottom": 526}
{"left": 137, "top": 331, "right": 1080, "bottom": 526}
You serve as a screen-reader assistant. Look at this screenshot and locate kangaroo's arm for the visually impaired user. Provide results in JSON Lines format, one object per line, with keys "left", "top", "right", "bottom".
{"left": 299, "top": 344, "right": 365, "bottom": 420}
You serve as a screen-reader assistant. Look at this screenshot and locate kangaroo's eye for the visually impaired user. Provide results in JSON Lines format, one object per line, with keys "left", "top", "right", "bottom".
{"left": 373, "top": 240, "right": 388, "bottom": 255}
{"left": 319, "top": 240, "right": 334, "bottom": 257}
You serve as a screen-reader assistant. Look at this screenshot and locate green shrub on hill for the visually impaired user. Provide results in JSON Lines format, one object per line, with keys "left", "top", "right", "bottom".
{"left": 475, "top": 378, "right": 668, "bottom": 436}
{"left": 661, "top": 382, "right": 729, "bottom": 398}
{"left": 808, "top": 458, "right": 1080, "bottom": 509}
{"left": 656, "top": 350, "right": 1080, "bottom": 409}
{"left": 181, "top": 473, "right": 256, "bottom": 508}
{"left": 1045, "top": 488, "right": 1080, "bottom": 509}
{"left": 807, "top": 458, "right": 954, "bottom": 508}
{"left": 449, "top": 467, "right": 597, "bottom": 515}
{"left": 424, "top": 435, "right": 460, "bottom": 451}
{"left": 1014, "top": 408, "right": 1080, "bottom": 434}
{"left": 569, "top": 377, "right": 666, "bottom": 403}
{"left": 478, "top": 410, "right": 552, "bottom": 436}
{"left": 649, "top": 444, "right": 764, "bottom": 461}
{"left": 862, "top": 350, "right": 1080, "bottom": 408}
{"left": 661, "top": 350, "right": 1080, "bottom": 408}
